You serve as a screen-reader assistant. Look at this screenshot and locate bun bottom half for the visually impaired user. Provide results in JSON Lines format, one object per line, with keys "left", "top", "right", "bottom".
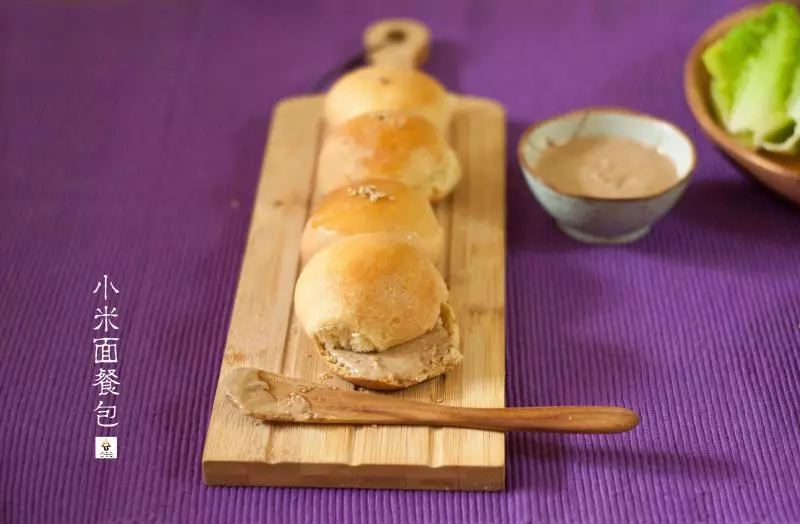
{"left": 315, "top": 303, "right": 461, "bottom": 391}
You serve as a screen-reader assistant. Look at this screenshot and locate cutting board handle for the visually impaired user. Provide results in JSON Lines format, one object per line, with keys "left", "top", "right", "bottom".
{"left": 363, "top": 19, "right": 430, "bottom": 69}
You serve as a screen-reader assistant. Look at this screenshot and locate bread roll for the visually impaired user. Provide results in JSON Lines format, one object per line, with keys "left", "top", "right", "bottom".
{"left": 294, "top": 234, "right": 461, "bottom": 390}
{"left": 317, "top": 110, "right": 461, "bottom": 202}
{"left": 324, "top": 65, "right": 452, "bottom": 132}
{"left": 300, "top": 179, "right": 443, "bottom": 265}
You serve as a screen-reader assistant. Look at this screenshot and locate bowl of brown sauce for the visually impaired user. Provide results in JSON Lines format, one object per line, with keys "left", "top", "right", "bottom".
{"left": 518, "top": 107, "right": 697, "bottom": 244}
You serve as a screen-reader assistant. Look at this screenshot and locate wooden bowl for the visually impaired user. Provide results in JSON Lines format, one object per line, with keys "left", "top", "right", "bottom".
{"left": 684, "top": 2, "right": 800, "bottom": 206}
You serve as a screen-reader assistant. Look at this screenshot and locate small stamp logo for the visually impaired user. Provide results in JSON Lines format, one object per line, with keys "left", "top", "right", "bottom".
{"left": 95, "top": 436, "right": 118, "bottom": 459}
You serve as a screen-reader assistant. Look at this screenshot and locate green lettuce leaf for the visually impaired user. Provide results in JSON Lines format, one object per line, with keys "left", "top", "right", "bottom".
{"left": 702, "top": 3, "right": 800, "bottom": 153}
{"left": 764, "top": 64, "right": 800, "bottom": 153}
{"left": 702, "top": 9, "right": 773, "bottom": 128}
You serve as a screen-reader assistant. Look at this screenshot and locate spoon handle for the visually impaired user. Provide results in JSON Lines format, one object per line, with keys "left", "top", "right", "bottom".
{"left": 320, "top": 398, "right": 640, "bottom": 434}
{"left": 424, "top": 405, "right": 640, "bottom": 434}
{"left": 374, "top": 405, "right": 640, "bottom": 434}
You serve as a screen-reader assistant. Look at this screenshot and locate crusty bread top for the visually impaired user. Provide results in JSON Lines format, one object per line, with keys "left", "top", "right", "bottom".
{"left": 317, "top": 110, "right": 460, "bottom": 201}
{"left": 324, "top": 66, "right": 452, "bottom": 131}
{"left": 294, "top": 234, "right": 448, "bottom": 353}
{"left": 300, "top": 179, "right": 443, "bottom": 264}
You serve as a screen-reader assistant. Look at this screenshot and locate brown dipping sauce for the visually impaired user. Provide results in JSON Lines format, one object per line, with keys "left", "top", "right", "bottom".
{"left": 536, "top": 137, "right": 678, "bottom": 198}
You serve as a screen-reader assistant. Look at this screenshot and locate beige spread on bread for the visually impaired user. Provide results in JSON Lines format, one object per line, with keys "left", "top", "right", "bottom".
{"left": 325, "top": 326, "right": 449, "bottom": 379}
{"left": 294, "top": 234, "right": 461, "bottom": 391}
{"left": 320, "top": 306, "right": 461, "bottom": 390}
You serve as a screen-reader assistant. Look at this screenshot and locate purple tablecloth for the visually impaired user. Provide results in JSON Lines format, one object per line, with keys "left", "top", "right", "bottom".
{"left": 2, "top": 0, "right": 800, "bottom": 522}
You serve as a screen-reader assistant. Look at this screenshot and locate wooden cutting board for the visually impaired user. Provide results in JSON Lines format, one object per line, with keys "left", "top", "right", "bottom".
{"left": 202, "top": 19, "right": 507, "bottom": 491}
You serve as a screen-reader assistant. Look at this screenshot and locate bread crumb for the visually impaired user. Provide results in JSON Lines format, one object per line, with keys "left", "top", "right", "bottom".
{"left": 318, "top": 372, "right": 333, "bottom": 381}
{"left": 347, "top": 184, "right": 393, "bottom": 202}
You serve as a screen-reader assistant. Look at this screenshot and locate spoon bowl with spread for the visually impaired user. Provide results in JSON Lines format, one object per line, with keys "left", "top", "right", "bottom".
{"left": 518, "top": 108, "right": 697, "bottom": 245}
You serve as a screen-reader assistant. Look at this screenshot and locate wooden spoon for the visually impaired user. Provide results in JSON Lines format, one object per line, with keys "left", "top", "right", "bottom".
{"left": 225, "top": 368, "right": 640, "bottom": 434}
{"left": 684, "top": 2, "right": 800, "bottom": 206}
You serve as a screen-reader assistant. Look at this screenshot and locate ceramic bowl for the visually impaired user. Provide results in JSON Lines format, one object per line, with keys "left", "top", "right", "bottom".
{"left": 518, "top": 108, "right": 697, "bottom": 245}
{"left": 684, "top": 2, "right": 800, "bottom": 207}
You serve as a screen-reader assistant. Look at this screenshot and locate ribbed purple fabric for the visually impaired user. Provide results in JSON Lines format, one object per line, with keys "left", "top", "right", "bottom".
{"left": 2, "top": 0, "right": 799, "bottom": 522}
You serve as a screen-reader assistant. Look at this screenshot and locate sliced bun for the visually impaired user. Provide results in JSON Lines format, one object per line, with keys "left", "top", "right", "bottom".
{"left": 318, "top": 303, "right": 461, "bottom": 391}
{"left": 317, "top": 110, "right": 461, "bottom": 202}
{"left": 294, "top": 234, "right": 448, "bottom": 353}
{"left": 300, "top": 179, "right": 443, "bottom": 265}
{"left": 324, "top": 66, "right": 453, "bottom": 132}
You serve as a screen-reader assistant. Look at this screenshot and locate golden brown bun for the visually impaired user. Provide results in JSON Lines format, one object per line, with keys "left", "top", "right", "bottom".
{"left": 300, "top": 179, "right": 443, "bottom": 266}
{"left": 317, "top": 110, "right": 461, "bottom": 202}
{"left": 317, "top": 303, "right": 461, "bottom": 391}
{"left": 293, "top": 234, "right": 448, "bottom": 353}
{"left": 324, "top": 66, "right": 453, "bottom": 132}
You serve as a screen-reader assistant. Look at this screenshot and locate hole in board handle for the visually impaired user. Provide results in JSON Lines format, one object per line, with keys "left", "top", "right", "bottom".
{"left": 385, "top": 29, "right": 406, "bottom": 43}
